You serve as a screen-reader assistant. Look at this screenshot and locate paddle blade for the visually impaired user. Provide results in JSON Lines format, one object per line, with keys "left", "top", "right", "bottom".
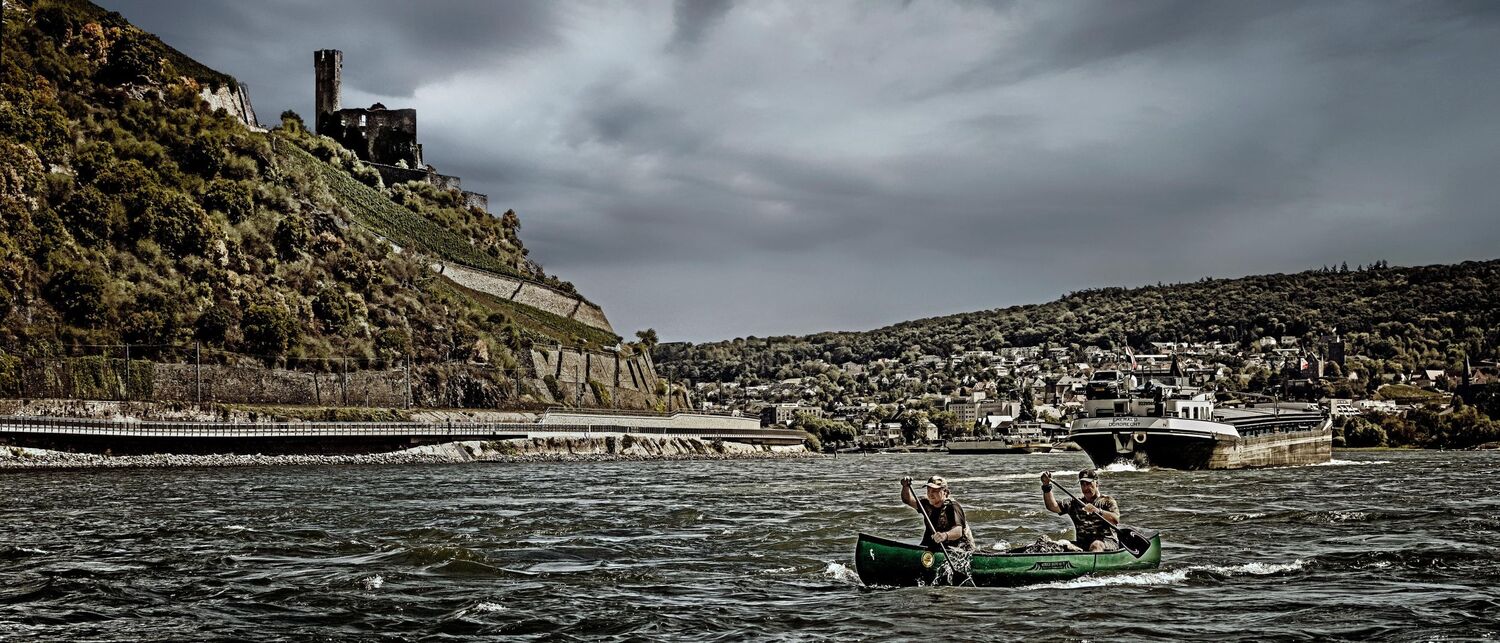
{"left": 1114, "top": 524, "right": 1156, "bottom": 558}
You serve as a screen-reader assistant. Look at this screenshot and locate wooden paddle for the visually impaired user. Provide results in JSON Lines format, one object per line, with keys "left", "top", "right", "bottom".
{"left": 1047, "top": 481, "right": 1157, "bottom": 558}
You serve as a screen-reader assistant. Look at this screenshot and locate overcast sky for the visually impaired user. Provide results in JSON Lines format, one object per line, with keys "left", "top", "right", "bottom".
{"left": 97, "top": 0, "right": 1500, "bottom": 343}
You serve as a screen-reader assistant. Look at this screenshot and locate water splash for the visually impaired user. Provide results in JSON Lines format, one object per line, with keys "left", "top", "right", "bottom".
{"left": 1101, "top": 462, "right": 1151, "bottom": 473}
{"left": 359, "top": 575, "right": 384, "bottom": 590}
{"left": 824, "top": 562, "right": 861, "bottom": 585}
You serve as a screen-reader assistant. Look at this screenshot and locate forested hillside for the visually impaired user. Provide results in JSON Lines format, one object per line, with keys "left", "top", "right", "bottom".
{"left": 0, "top": 0, "right": 616, "bottom": 381}
{"left": 656, "top": 260, "right": 1500, "bottom": 384}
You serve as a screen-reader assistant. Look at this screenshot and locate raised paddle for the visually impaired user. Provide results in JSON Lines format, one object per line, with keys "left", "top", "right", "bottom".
{"left": 1047, "top": 480, "right": 1157, "bottom": 558}
{"left": 903, "top": 478, "right": 976, "bottom": 587}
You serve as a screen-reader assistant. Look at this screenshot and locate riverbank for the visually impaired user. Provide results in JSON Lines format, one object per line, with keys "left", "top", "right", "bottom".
{"left": 0, "top": 398, "right": 538, "bottom": 424}
{"left": 0, "top": 436, "right": 812, "bottom": 470}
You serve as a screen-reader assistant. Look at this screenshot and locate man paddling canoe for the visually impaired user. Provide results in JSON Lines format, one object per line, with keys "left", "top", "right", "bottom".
{"left": 1041, "top": 468, "right": 1121, "bottom": 552}
{"left": 900, "top": 475, "right": 976, "bottom": 552}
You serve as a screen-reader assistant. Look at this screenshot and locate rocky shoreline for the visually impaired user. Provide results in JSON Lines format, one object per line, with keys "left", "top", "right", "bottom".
{"left": 0, "top": 436, "right": 815, "bottom": 470}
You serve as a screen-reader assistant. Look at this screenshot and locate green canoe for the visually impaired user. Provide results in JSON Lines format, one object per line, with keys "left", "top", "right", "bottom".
{"left": 854, "top": 532, "right": 1162, "bottom": 587}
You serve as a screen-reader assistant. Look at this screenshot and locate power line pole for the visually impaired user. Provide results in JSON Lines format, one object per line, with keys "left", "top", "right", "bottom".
{"left": 195, "top": 341, "right": 202, "bottom": 404}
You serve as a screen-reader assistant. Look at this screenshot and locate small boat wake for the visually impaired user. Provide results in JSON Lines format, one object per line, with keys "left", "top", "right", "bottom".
{"left": 1274, "top": 458, "right": 1392, "bottom": 469}
{"left": 1032, "top": 559, "right": 1306, "bottom": 590}
{"left": 1307, "top": 459, "right": 1392, "bottom": 467}
{"left": 951, "top": 463, "right": 1152, "bottom": 485}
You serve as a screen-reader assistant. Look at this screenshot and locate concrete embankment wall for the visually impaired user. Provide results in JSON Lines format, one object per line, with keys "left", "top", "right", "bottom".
{"left": 540, "top": 411, "right": 760, "bottom": 432}
{"left": 438, "top": 262, "right": 615, "bottom": 335}
{"left": 0, "top": 436, "right": 809, "bottom": 469}
{"left": 527, "top": 346, "right": 667, "bottom": 408}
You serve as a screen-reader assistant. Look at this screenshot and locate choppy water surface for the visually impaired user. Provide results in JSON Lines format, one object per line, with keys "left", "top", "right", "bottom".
{"left": 2, "top": 449, "right": 1497, "bottom": 641}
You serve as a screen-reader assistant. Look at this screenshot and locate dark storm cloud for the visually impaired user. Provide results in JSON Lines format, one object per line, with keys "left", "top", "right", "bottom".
{"left": 94, "top": 1, "right": 1500, "bottom": 342}
{"left": 669, "top": 0, "right": 734, "bottom": 51}
{"left": 98, "top": 0, "right": 558, "bottom": 119}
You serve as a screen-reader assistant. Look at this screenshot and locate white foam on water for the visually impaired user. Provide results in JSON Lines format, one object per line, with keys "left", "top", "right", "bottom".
{"left": 1202, "top": 560, "right": 1306, "bottom": 576}
{"left": 1100, "top": 462, "right": 1150, "bottom": 473}
{"left": 947, "top": 473, "right": 1052, "bottom": 483}
{"left": 1036, "top": 568, "right": 1191, "bottom": 589}
{"left": 953, "top": 465, "right": 1149, "bottom": 485}
{"left": 824, "top": 561, "right": 861, "bottom": 585}
{"left": 359, "top": 574, "right": 384, "bottom": 590}
{"left": 1034, "top": 559, "right": 1305, "bottom": 590}
{"left": 1286, "top": 459, "right": 1392, "bottom": 468}
{"left": 1228, "top": 512, "right": 1267, "bottom": 522}
{"left": 471, "top": 602, "right": 505, "bottom": 613}
{"left": 759, "top": 566, "right": 797, "bottom": 575}
{"left": 15, "top": 547, "right": 50, "bottom": 555}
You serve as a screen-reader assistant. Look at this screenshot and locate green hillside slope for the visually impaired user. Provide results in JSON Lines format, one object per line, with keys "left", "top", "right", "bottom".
{"left": 0, "top": 0, "right": 615, "bottom": 379}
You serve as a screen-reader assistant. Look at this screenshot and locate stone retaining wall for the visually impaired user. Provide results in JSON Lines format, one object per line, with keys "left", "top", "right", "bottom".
{"left": 527, "top": 346, "right": 659, "bottom": 407}
{"left": 437, "top": 262, "right": 616, "bottom": 334}
{"left": 149, "top": 364, "right": 408, "bottom": 407}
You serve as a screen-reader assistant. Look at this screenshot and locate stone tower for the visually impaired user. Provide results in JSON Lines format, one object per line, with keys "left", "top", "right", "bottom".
{"left": 314, "top": 49, "right": 342, "bottom": 133}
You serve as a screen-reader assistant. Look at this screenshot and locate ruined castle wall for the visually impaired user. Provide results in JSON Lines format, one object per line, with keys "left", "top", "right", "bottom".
{"left": 369, "top": 163, "right": 463, "bottom": 193}
{"left": 436, "top": 263, "right": 617, "bottom": 335}
{"left": 428, "top": 173, "right": 462, "bottom": 192}
{"left": 462, "top": 191, "right": 489, "bottom": 211}
{"left": 369, "top": 163, "right": 429, "bottom": 187}
{"left": 330, "top": 108, "right": 420, "bottom": 167}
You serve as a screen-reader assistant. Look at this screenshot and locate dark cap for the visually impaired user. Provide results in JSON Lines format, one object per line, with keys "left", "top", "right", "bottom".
{"left": 1078, "top": 469, "right": 1099, "bottom": 482}
{"left": 925, "top": 475, "right": 949, "bottom": 490}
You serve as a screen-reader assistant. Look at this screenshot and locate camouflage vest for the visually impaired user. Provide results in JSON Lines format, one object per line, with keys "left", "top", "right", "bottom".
{"left": 1063, "top": 495, "right": 1118, "bottom": 546}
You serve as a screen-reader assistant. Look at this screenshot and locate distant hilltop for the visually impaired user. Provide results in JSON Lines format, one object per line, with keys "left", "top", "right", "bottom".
{"left": 655, "top": 259, "right": 1500, "bottom": 388}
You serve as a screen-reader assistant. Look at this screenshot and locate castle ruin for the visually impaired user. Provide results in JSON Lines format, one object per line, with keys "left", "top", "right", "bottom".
{"left": 314, "top": 49, "right": 422, "bottom": 168}
{"left": 313, "top": 49, "right": 487, "bottom": 209}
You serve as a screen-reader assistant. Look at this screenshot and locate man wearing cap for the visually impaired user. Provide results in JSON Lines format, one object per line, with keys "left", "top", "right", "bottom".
{"left": 900, "top": 475, "right": 976, "bottom": 552}
{"left": 1040, "top": 468, "right": 1121, "bottom": 552}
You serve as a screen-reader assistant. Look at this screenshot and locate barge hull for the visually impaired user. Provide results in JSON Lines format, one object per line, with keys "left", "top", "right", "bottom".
{"left": 1072, "top": 424, "right": 1332, "bottom": 470}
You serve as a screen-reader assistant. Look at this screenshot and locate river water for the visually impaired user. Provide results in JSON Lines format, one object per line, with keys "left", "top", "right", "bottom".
{"left": 1, "top": 449, "right": 1496, "bottom": 641}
